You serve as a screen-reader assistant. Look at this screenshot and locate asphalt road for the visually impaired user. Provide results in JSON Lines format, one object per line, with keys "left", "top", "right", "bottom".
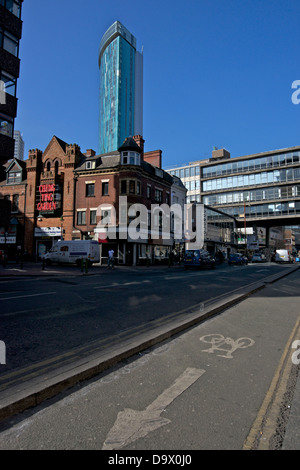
{"left": 0, "top": 265, "right": 299, "bottom": 450}
{"left": 0, "top": 262, "right": 296, "bottom": 391}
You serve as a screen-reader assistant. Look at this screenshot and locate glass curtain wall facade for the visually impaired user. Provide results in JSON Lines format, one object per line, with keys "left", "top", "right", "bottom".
{"left": 167, "top": 146, "right": 300, "bottom": 223}
{"left": 98, "top": 21, "right": 143, "bottom": 154}
{"left": 201, "top": 148, "right": 300, "bottom": 220}
{"left": 168, "top": 162, "right": 202, "bottom": 203}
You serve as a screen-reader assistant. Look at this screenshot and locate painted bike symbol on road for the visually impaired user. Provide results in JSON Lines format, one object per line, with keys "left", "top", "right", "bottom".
{"left": 200, "top": 334, "right": 255, "bottom": 359}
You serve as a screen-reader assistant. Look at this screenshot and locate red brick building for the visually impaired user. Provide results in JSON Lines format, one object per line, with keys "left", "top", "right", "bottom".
{"left": 74, "top": 136, "right": 174, "bottom": 265}
{"left": 0, "top": 134, "right": 177, "bottom": 264}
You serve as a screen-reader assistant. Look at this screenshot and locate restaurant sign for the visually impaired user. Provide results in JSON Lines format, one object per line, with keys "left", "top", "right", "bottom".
{"left": 36, "top": 184, "right": 61, "bottom": 213}
{"left": 34, "top": 227, "right": 61, "bottom": 237}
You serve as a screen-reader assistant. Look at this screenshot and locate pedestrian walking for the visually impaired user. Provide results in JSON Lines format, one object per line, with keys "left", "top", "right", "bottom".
{"left": 107, "top": 249, "right": 115, "bottom": 269}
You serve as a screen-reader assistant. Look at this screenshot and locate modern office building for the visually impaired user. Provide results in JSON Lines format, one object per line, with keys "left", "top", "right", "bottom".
{"left": 200, "top": 147, "right": 300, "bottom": 223}
{"left": 13, "top": 130, "right": 24, "bottom": 159}
{"left": 0, "top": 0, "right": 23, "bottom": 165}
{"left": 167, "top": 146, "right": 300, "bottom": 251}
{"left": 98, "top": 21, "right": 143, "bottom": 154}
{"left": 167, "top": 160, "right": 202, "bottom": 204}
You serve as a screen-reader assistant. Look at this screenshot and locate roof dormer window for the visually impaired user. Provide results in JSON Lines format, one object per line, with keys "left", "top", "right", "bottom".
{"left": 121, "top": 151, "right": 140, "bottom": 166}
{"left": 86, "top": 160, "right": 96, "bottom": 170}
{"left": 7, "top": 171, "right": 21, "bottom": 184}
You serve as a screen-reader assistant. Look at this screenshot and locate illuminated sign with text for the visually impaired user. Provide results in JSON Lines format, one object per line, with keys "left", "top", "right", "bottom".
{"left": 36, "top": 184, "right": 61, "bottom": 213}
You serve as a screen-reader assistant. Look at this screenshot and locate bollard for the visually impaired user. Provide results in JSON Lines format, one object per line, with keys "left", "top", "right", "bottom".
{"left": 85, "top": 259, "right": 88, "bottom": 274}
{"left": 81, "top": 259, "right": 84, "bottom": 272}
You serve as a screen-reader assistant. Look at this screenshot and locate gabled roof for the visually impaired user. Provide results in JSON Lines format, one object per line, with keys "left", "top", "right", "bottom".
{"left": 43, "top": 136, "right": 68, "bottom": 156}
{"left": 5, "top": 158, "right": 26, "bottom": 173}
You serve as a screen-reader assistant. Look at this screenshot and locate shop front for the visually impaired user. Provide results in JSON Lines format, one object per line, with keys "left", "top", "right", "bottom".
{"left": 34, "top": 226, "right": 62, "bottom": 260}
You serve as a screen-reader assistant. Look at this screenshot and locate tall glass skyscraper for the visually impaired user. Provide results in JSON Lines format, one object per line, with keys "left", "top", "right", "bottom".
{"left": 98, "top": 21, "right": 143, "bottom": 154}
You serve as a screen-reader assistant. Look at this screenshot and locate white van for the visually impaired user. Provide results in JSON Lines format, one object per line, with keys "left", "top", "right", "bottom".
{"left": 275, "top": 249, "right": 293, "bottom": 263}
{"left": 43, "top": 240, "right": 100, "bottom": 266}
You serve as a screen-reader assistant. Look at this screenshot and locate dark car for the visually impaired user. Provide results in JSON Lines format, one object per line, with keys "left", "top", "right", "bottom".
{"left": 228, "top": 253, "right": 248, "bottom": 266}
{"left": 183, "top": 249, "right": 216, "bottom": 269}
{"left": 251, "top": 253, "right": 266, "bottom": 263}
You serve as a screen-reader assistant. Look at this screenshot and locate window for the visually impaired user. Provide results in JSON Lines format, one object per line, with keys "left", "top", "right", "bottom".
{"left": 155, "top": 188, "right": 163, "bottom": 203}
{"left": 90, "top": 210, "right": 97, "bottom": 225}
{"left": 102, "top": 182, "right": 109, "bottom": 195}
{"left": 101, "top": 209, "right": 111, "bottom": 224}
{"left": 0, "top": 28, "right": 19, "bottom": 57}
{"left": 120, "top": 180, "right": 127, "bottom": 194}
{"left": 7, "top": 171, "right": 21, "bottom": 184}
{"left": 77, "top": 210, "right": 86, "bottom": 225}
{"left": 121, "top": 151, "right": 140, "bottom": 165}
{"left": 147, "top": 185, "right": 151, "bottom": 198}
{"left": 120, "top": 179, "right": 141, "bottom": 195}
{"left": 1, "top": 0, "right": 22, "bottom": 17}
{"left": 0, "top": 115, "right": 13, "bottom": 137}
{"left": 0, "top": 71, "right": 17, "bottom": 97}
{"left": 60, "top": 246, "right": 69, "bottom": 252}
{"left": 129, "top": 180, "right": 135, "bottom": 194}
{"left": 86, "top": 161, "right": 95, "bottom": 169}
{"left": 86, "top": 183, "right": 95, "bottom": 197}
{"left": 11, "top": 194, "right": 19, "bottom": 212}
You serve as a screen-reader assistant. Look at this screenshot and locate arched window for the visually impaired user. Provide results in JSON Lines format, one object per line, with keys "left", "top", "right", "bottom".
{"left": 55, "top": 160, "right": 59, "bottom": 174}
{"left": 46, "top": 161, "right": 51, "bottom": 171}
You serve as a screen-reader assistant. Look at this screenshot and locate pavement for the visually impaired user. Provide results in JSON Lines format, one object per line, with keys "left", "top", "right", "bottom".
{"left": 0, "top": 260, "right": 182, "bottom": 277}
{"left": 0, "top": 260, "right": 300, "bottom": 449}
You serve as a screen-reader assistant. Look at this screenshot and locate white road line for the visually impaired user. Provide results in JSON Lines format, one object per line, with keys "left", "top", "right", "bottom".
{"left": 0, "top": 292, "right": 56, "bottom": 301}
{"left": 102, "top": 367, "right": 205, "bottom": 450}
{"left": 94, "top": 280, "right": 151, "bottom": 289}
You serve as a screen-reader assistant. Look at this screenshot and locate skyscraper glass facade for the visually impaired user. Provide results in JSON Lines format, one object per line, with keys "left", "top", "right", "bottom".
{"left": 98, "top": 21, "right": 143, "bottom": 154}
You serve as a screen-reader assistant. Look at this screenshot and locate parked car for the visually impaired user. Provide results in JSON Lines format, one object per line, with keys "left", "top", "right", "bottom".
{"left": 183, "top": 249, "right": 216, "bottom": 269}
{"left": 228, "top": 253, "right": 248, "bottom": 266}
{"left": 251, "top": 253, "right": 266, "bottom": 263}
{"left": 275, "top": 249, "right": 293, "bottom": 263}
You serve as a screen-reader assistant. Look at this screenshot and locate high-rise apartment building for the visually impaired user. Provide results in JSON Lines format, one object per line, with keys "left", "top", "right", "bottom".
{"left": 0, "top": 0, "right": 23, "bottom": 165}
{"left": 98, "top": 21, "right": 143, "bottom": 154}
{"left": 13, "top": 130, "right": 24, "bottom": 159}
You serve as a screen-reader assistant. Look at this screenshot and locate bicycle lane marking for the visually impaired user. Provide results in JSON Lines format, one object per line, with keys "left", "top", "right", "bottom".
{"left": 102, "top": 333, "right": 256, "bottom": 450}
{"left": 102, "top": 367, "right": 205, "bottom": 450}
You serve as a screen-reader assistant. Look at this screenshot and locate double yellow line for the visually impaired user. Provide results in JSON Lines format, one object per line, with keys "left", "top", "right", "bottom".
{"left": 243, "top": 316, "right": 300, "bottom": 450}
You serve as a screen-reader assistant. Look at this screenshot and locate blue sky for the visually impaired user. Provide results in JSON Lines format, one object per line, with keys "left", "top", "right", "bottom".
{"left": 16, "top": 0, "right": 300, "bottom": 168}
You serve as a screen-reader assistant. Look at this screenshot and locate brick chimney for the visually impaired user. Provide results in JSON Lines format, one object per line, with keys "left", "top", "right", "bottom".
{"left": 84, "top": 149, "right": 96, "bottom": 157}
{"left": 143, "top": 150, "right": 162, "bottom": 169}
{"left": 133, "top": 135, "right": 144, "bottom": 158}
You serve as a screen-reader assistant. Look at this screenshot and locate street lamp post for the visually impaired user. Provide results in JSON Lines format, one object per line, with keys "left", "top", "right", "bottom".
{"left": 244, "top": 201, "right": 248, "bottom": 255}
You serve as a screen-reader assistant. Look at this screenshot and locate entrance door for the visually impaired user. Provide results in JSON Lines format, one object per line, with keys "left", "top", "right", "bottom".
{"left": 36, "top": 239, "right": 55, "bottom": 260}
